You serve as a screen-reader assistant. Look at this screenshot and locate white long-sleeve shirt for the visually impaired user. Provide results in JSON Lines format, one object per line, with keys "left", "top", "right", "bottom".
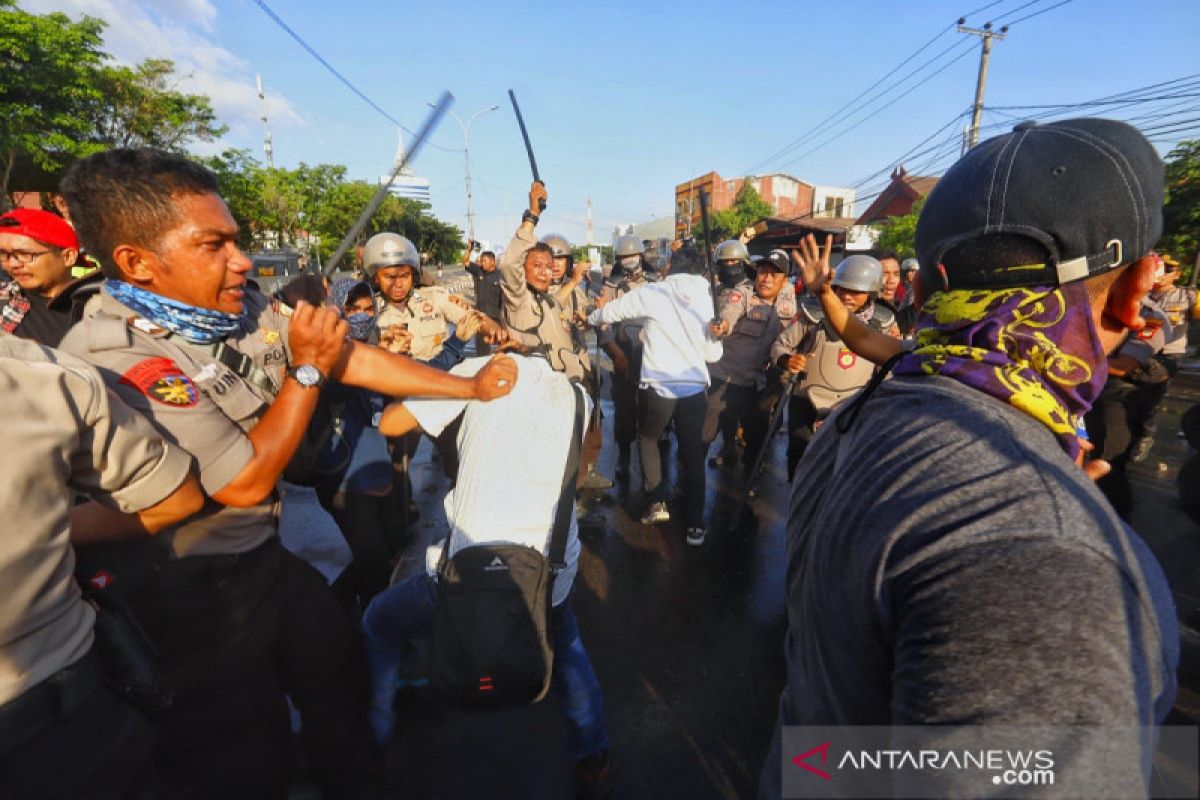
{"left": 588, "top": 273, "right": 723, "bottom": 398}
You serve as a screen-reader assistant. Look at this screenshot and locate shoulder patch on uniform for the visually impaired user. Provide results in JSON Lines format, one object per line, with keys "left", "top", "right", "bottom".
{"left": 128, "top": 317, "right": 168, "bottom": 336}
{"left": 1137, "top": 326, "right": 1158, "bottom": 341}
{"left": 120, "top": 357, "right": 199, "bottom": 407}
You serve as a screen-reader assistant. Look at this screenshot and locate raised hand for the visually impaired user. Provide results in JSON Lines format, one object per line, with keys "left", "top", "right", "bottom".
{"left": 793, "top": 234, "right": 834, "bottom": 295}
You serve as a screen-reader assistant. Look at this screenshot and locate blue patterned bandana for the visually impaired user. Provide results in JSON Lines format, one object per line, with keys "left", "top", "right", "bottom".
{"left": 105, "top": 279, "right": 244, "bottom": 344}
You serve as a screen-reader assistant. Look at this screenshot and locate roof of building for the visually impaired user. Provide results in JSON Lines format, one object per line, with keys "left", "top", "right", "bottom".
{"left": 855, "top": 167, "right": 938, "bottom": 226}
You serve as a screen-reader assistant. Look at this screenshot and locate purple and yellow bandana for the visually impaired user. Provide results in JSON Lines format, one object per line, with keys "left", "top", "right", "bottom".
{"left": 894, "top": 281, "right": 1107, "bottom": 459}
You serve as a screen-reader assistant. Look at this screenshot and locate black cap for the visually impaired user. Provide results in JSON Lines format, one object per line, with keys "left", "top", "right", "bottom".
{"left": 916, "top": 118, "right": 1164, "bottom": 290}
{"left": 756, "top": 249, "right": 791, "bottom": 275}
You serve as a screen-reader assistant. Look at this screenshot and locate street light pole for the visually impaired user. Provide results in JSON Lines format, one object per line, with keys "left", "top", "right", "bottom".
{"left": 429, "top": 101, "right": 500, "bottom": 243}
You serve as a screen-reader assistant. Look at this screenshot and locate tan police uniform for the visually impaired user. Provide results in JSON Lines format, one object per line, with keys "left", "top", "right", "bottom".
{"left": 60, "top": 288, "right": 293, "bottom": 557}
{"left": 376, "top": 284, "right": 473, "bottom": 362}
{"left": 0, "top": 333, "right": 191, "bottom": 707}
{"left": 499, "top": 226, "right": 589, "bottom": 381}
{"left": 58, "top": 286, "right": 371, "bottom": 797}
{"left": 1151, "top": 285, "right": 1199, "bottom": 356}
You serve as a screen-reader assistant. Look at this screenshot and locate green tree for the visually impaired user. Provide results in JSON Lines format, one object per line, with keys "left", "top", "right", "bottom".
{"left": 0, "top": 1, "right": 107, "bottom": 206}
{"left": 875, "top": 197, "right": 925, "bottom": 259}
{"left": 90, "top": 58, "right": 226, "bottom": 151}
{"left": 201, "top": 148, "right": 264, "bottom": 249}
{"left": 1161, "top": 140, "right": 1200, "bottom": 280}
{"left": 705, "top": 182, "right": 774, "bottom": 242}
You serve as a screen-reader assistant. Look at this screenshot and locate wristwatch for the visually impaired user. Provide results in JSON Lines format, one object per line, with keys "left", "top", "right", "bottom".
{"left": 522, "top": 209, "right": 540, "bottom": 225}
{"left": 287, "top": 364, "right": 326, "bottom": 389}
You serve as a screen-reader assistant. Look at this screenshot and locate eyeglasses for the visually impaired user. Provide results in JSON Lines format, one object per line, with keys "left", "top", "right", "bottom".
{"left": 0, "top": 249, "right": 53, "bottom": 265}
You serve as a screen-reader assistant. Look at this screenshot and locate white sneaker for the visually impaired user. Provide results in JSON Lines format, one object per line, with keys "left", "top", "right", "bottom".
{"left": 641, "top": 502, "right": 669, "bottom": 525}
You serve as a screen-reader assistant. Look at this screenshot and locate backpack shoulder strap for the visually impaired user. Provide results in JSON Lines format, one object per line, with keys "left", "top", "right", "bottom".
{"left": 548, "top": 385, "right": 585, "bottom": 579}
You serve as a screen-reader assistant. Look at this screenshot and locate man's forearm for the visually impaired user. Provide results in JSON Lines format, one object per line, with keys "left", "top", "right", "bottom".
{"left": 336, "top": 340, "right": 479, "bottom": 399}
{"left": 213, "top": 379, "right": 321, "bottom": 507}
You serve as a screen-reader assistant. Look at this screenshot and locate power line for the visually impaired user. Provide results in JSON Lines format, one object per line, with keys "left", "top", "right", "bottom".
{"left": 990, "top": 0, "right": 1046, "bottom": 24}
{"left": 773, "top": 42, "right": 978, "bottom": 173}
{"left": 249, "top": 0, "right": 459, "bottom": 154}
{"left": 1004, "top": 0, "right": 1075, "bottom": 26}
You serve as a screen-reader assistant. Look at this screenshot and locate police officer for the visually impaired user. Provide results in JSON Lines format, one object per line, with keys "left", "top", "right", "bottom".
{"left": 369, "top": 232, "right": 505, "bottom": 367}
{"left": 499, "top": 181, "right": 590, "bottom": 382}
{"left": 705, "top": 249, "right": 795, "bottom": 476}
{"left": 0, "top": 333, "right": 204, "bottom": 798}
{"left": 57, "top": 147, "right": 517, "bottom": 797}
{"left": 599, "top": 234, "right": 652, "bottom": 478}
{"left": 714, "top": 238, "right": 753, "bottom": 290}
{"left": 1137, "top": 254, "right": 1200, "bottom": 458}
{"left": 772, "top": 254, "right": 897, "bottom": 478}
{"left": 543, "top": 231, "right": 612, "bottom": 492}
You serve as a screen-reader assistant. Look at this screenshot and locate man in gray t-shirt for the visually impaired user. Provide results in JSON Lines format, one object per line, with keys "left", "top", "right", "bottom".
{"left": 762, "top": 119, "right": 1178, "bottom": 799}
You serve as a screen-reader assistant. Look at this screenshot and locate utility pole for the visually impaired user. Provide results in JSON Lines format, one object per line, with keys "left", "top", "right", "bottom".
{"left": 957, "top": 19, "right": 1007, "bottom": 150}
{"left": 586, "top": 197, "right": 594, "bottom": 246}
{"left": 428, "top": 101, "right": 499, "bottom": 243}
{"left": 256, "top": 74, "right": 274, "bottom": 168}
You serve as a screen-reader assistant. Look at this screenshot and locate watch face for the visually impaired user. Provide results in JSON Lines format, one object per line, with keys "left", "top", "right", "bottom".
{"left": 295, "top": 364, "right": 321, "bottom": 386}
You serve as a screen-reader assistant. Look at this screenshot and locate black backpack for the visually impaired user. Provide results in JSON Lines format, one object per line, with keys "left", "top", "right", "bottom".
{"left": 428, "top": 387, "right": 584, "bottom": 710}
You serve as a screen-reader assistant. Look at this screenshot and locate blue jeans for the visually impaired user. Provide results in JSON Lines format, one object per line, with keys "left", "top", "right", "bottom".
{"left": 362, "top": 572, "right": 609, "bottom": 761}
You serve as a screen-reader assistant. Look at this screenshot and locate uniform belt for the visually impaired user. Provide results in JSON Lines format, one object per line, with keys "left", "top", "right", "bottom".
{"left": 0, "top": 650, "right": 104, "bottom": 753}
{"left": 162, "top": 536, "right": 280, "bottom": 584}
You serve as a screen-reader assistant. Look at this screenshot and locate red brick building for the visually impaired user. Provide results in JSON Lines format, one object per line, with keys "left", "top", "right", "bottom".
{"left": 675, "top": 171, "right": 818, "bottom": 238}
{"left": 855, "top": 166, "right": 938, "bottom": 226}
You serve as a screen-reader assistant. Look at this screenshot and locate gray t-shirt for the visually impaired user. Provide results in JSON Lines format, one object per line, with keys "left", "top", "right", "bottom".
{"left": 761, "top": 375, "right": 1178, "bottom": 797}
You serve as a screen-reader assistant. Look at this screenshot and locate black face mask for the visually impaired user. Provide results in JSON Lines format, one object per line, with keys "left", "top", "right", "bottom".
{"left": 719, "top": 264, "right": 746, "bottom": 287}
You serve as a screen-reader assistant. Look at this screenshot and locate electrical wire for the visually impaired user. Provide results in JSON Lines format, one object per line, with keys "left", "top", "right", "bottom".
{"left": 249, "top": 0, "right": 460, "bottom": 153}
{"left": 1004, "top": 0, "right": 1075, "bottom": 27}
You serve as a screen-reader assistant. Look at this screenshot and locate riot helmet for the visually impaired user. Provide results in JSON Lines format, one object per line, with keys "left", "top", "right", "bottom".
{"left": 715, "top": 239, "right": 751, "bottom": 287}
{"left": 901, "top": 257, "right": 919, "bottom": 276}
{"left": 831, "top": 255, "right": 883, "bottom": 294}
{"left": 613, "top": 234, "right": 645, "bottom": 279}
{"left": 362, "top": 232, "right": 420, "bottom": 280}
{"left": 540, "top": 233, "right": 573, "bottom": 283}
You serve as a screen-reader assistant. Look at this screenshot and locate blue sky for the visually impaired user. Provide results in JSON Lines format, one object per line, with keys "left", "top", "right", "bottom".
{"left": 25, "top": 0, "right": 1200, "bottom": 248}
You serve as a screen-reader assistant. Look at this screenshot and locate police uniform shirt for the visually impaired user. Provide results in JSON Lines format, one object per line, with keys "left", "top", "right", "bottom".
{"left": 1118, "top": 303, "right": 1171, "bottom": 366}
{"left": 499, "top": 227, "right": 588, "bottom": 381}
{"left": 376, "top": 285, "right": 472, "bottom": 363}
{"left": 1151, "top": 285, "right": 1198, "bottom": 356}
{"left": 60, "top": 288, "right": 294, "bottom": 558}
{"left": 711, "top": 280, "right": 785, "bottom": 388}
{"left": 0, "top": 334, "right": 192, "bottom": 705}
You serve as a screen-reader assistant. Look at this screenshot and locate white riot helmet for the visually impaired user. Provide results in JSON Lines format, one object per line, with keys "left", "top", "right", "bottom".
{"left": 362, "top": 232, "right": 420, "bottom": 279}
{"left": 831, "top": 255, "right": 883, "bottom": 294}
{"left": 615, "top": 235, "right": 644, "bottom": 258}
{"left": 540, "top": 232, "right": 572, "bottom": 260}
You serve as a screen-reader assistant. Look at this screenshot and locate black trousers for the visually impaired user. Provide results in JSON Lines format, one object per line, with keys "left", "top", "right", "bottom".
{"left": 638, "top": 388, "right": 707, "bottom": 527}
{"left": 317, "top": 487, "right": 394, "bottom": 605}
{"left": 1086, "top": 377, "right": 1163, "bottom": 520}
{"left": 0, "top": 655, "right": 159, "bottom": 799}
{"left": 786, "top": 395, "right": 820, "bottom": 481}
{"left": 703, "top": 379, "right": 770, "bottom": 475}
{"left": 130, "top": 537, "right": 371, "bottom": 799}
{"left": 611, "top": 352, "right": 642, "bottom": 455}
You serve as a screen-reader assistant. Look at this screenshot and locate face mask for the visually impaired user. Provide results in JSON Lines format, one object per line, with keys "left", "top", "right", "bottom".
{"left": 346, "top": 312, "right": 375, "bottom": 342}
{"left": 719, "top": 265, "right": 744, "bottom": 287}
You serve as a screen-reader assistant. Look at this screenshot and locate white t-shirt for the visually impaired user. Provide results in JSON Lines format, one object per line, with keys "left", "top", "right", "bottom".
{"left": 404, "top": 355, "right": 588, "bottom": 607}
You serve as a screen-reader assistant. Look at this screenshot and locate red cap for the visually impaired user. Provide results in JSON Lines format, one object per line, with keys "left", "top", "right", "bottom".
{"left": 0, "top": 209, "right": 79, "bottom": 251}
